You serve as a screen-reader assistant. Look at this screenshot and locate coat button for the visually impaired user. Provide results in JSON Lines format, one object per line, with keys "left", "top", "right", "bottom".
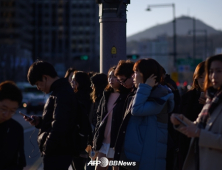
{"left": 123, "top": 131, "right": 125, "bottom": 133}
{"left": 118, "top": 152, "right": 120, "bottom": 154}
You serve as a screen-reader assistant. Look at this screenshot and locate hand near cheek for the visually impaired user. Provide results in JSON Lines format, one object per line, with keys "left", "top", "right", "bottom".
{"left": 145, "top": 74, "right": 158, "bottom": 87}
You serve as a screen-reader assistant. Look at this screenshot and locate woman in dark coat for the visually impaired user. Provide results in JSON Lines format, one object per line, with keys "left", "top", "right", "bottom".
{"left": 89, "top": 73, "right": 108, "bottom": 129}
{"left": 178, "top": 61, "right": 206, "bottom": 170}
{"left": 71, "top": 71, "right": 92, "bottom": 170}
{"left": 93, "top": 66, "right": 129, "bottom": 170}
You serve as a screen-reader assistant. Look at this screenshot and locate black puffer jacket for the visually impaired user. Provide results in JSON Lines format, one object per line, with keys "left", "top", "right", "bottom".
{"left": 36, "top": 78, "right": 78, "bottom": 156}
{"left": 93, "top": 90, "right": 129, "bottom": 150}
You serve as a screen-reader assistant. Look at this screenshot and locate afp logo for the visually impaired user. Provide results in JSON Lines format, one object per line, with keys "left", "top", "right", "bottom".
{"left": 87, "top": 157, "right": 109, "bottom": 167}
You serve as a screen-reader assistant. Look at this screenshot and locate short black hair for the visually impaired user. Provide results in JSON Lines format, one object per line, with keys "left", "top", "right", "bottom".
{"left": 0, "top": 81, "right": 22, "bottom": 105}
{"left": 27, "top": 61, "right": 58, "bottom": 85}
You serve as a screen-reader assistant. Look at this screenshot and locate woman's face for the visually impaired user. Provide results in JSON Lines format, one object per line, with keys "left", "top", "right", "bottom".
{"left": 71, "top": 74, "right": 79, "bottom": 89}
{"left": 209, "top": 60, "right": 222, "bottom": 89}
{"left": 197, "top": 72, "right": 206, "bottom": 91}
{"left": 133, "top": 70, "right": 143, "bottom": 88}
{"left": 108, "top": 70, "right": 120, "bottom": 90}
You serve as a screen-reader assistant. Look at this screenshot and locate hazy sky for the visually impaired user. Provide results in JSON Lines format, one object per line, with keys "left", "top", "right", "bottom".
{"left": 126, "top": 0, "right": 222, "bottom": 37}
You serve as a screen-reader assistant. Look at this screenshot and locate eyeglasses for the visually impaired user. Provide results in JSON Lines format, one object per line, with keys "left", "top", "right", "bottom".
{"left": 118, "top": 77, "right": 129, "bottom": 84}
{"left": 0, "top": 107, "right": 16, "bottom": 116}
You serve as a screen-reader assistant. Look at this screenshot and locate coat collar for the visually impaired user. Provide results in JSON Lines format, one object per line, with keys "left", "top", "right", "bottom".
{"left": 205, "top": 103, "right": 222, "bottom": 130}
{"left": 50, "top": 78, "right": 70, "bottom": 93}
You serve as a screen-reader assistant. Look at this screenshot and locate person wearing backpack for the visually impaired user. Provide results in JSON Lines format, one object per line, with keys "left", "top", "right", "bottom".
{"left": 24, "top": 61, "right": 78, "bottom": 170}
{"left": 71, "top": 71, "right": 93, "bottom": 170}
{"left": 93, "top": 66, "right": 129, "bottom": 170}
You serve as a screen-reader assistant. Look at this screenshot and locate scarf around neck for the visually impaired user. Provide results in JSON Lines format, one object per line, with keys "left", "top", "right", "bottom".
{"left": 198, "top": 87, "right": 222, "bottom": 128}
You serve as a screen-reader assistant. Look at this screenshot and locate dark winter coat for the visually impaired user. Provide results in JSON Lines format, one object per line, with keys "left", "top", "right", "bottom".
{"left": 93, "top": 90, "right": 129, "bottom": 150}
{"left": 0, "top": 119, "right": 26, "bottom": 170}
{"left": 114, "top": 87, "right": 136, "bottom": 160}
{"left": 90, "top": 94, "right": 103, "bottom": 128}
{"left": 75, "top": 89, "right": 93, "bottom": 149}
{"left": 35, "top": 78, "right": 78, "bottom": 156}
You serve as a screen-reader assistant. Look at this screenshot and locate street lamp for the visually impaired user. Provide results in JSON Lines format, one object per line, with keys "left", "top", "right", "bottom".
{"left": 188, "top": 29, "right": 208, "bottom": 60}
{"left": 178, "top": 17, "right": 196, "bottom": 59}
{"left": 146, "top": 3, "right": 177, "bottom": 69}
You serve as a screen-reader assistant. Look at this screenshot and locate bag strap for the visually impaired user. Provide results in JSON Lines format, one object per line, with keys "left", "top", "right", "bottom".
{"left": 92, "top": 104, "right": 116, "bottom": 149}
{"left": 99, "top": 104, "right": 116, "bottom": 127}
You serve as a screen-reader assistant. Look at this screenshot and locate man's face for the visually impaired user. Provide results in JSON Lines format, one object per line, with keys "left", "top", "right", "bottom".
{"left": 35, "top": 78, "right": 49, "bottom": 94}
{"left": 117, "top": 75, "right": 134, "bottom": 89}
{"left": 0, "top": 99, "right": 19, "bottom": 124}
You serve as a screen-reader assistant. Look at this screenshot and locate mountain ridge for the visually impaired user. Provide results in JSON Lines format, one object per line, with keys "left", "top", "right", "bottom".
{"left": 127, "top": 15, "right": 222, "bottom": 42}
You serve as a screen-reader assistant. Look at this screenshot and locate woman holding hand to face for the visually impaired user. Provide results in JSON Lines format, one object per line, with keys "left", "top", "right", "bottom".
{"left": 120, "top": 58, "right": 174, "bottom": 170}
{"left": 171, "top": 54, "right": 222, "bottom": 170}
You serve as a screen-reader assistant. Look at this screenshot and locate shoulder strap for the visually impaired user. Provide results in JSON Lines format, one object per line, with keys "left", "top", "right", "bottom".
{"left": 99, "top": 104, "right": 116, "bottom": 127}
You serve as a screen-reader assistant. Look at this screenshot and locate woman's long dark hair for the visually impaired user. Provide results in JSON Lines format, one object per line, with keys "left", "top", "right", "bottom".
{"left": 105, "top": 66, "right": 129, "bottom": 93}
{"left": 191, "top": 61, "right": 205, "bottom": 90}
{"left": 204, "top": 54, "right": 222, "bottom": 91}
{"left": 73, "top": 71, "right": 91, "bottom": 93}
{"left": 133, "top": 58, "right": 163, "bottom": 84}
{"left": 90, "top": 73, "right": 108, "bottom": 103}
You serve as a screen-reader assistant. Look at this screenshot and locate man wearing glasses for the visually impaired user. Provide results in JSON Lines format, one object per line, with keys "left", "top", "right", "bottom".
{"left": 0, "top": 81, "right": 26, "bottom": 170}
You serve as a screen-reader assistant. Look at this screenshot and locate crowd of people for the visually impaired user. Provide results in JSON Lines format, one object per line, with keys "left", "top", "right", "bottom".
{"left": 1, "top": 54, "right": 222, "bottom": 170}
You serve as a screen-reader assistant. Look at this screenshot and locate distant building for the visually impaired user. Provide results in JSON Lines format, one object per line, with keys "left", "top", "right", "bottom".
{"left": 127, "top": 36, "right": 174, "bottom": 73}
{"left": 32, "top": 0, "right": 100, "bottom": 74}
{"left": 0, "top": 0, "right": 32, "bottom": 81}
{"left": 215, "top": 47, "right": 222, "bottom": 55}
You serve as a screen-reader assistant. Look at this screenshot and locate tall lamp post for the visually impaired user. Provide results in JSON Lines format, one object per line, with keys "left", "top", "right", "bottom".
{"left": 178, "top": 17, "right": 196, "bottom": 59}
{"left": 146, "top": 3, "right": 177, "bottom": 69}
{"left": 189, "top": 29, "right": 208, "bottom": 60}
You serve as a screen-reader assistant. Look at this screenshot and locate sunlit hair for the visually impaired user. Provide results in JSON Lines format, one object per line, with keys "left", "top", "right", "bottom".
{"left": 73, "top": 71, "right": 91, "bottom": 93}
{"left": 88, "top": 71, "right": 96, "bottom": 78}
{"left": 191, "top": 61, "right": 205, "bottom": 90}
{"left": 64, "top": 67, "right": 76, "bottom": 79}
{"left": 133, "top": 58, "right": 163, "bottom": 84}
{"left": 114, "top": 60, "right": 134, "bottom": 78}
{"left": 204, "top": 54, "right": 222, "bottom": 91}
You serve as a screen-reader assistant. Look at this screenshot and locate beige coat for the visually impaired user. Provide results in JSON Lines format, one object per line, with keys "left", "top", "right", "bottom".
{"left": 177, "top": 101, "right": 222, "bottom": 170}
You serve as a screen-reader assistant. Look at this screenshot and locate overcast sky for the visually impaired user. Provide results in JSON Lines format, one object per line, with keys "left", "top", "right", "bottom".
{"left": 126, "top": 0, "right": 222, "bottom": 37}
